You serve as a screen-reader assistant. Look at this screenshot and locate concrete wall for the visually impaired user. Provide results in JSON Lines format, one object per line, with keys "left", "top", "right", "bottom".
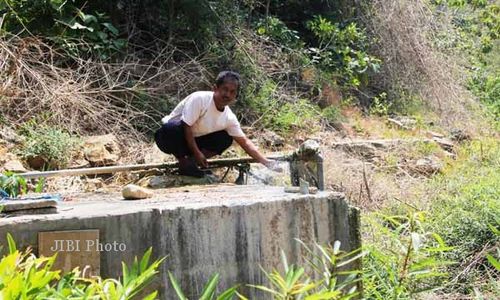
{"left": 0, "top": 186, "right": 360, "bottom": 299}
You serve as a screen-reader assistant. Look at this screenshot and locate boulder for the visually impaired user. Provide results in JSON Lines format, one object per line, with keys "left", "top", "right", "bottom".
{"left": 450, "top": 129, "right": 471, "bottom": 142}
{"left": 413, "top": 156, "right": 443, "bottom": 175}
{"left": 260, "top": 129, "right": 285, "bottom": 148}
{"left": 0, "top": 126, "right": 24, "bottom": 144}
{"left": 3, "top": 159, "right": 26, "bottom": 173}
{"left": 83, "top": 134, "right": 121, "bottom": 166}
{"left": 122, "top": 184, "right": 153, "bottom": 200}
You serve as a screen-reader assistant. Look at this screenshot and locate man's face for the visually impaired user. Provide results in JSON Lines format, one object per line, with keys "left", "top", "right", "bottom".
{"left": 213, "top": 80, "right": 238, "bottom": 111}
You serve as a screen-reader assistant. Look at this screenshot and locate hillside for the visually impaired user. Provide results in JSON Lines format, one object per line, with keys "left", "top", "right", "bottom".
{"left": 1, "top": 0, "right": 499, "bottom": 299}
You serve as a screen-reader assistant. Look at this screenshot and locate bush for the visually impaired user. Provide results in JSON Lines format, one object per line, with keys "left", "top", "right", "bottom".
{"left": 0, "top": 234, "right": 164, "bottom": 299}
{"left": 18, "top": 121, "right": 81, "bottom": 170}
{"left": 427, "top": 139, "right": 500, "bottom": 293}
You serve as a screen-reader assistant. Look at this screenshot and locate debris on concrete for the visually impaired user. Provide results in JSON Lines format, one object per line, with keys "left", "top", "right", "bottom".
{"left": 121, "top": 184, "right": 153, "bottom": 200}
{"left": 284, "top": 186, "right": 318, "bottom": 194}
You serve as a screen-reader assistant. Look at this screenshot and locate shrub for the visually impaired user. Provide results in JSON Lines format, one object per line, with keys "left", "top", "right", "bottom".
{"left": 0, "top": 171, "right": 27, "bottom": 197}
{"left": 427, "top": 139, "right": 500, "bottom": 292}
{"left": 0, "top": 234, "right": 164, "bottom": 299}
{"left": 18, "top": 121, "right": 81, "bottom": 170}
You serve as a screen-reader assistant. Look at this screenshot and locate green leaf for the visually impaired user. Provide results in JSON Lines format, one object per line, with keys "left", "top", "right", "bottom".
{"left": 486, "top": 254, "right": 500, "bottom": 271}
{"left": 200, "top": 273, "right": 220, "bottom": 300}
{"left": 168, "top": 271, "right": 187, "bottom": 300}
{"left": 216, "top": 286, "right": 239, "bottom": 300}
{"left": 102, "top": 22, "right": 119, "bottom": 35}
{"left": 7, "top": 233, "right": 17, "bottom": 254}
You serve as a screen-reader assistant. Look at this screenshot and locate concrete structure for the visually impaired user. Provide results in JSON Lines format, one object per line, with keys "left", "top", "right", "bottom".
{"left": 0, "top": 184, "right": 360, "bottom": 299}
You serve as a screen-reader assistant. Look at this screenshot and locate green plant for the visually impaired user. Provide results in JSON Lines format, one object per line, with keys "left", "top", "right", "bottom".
{"left": 0, "top": 233, "right": 164, "bottom": 299}
{"left": 0, "top": 171, "right": 27, "bottom": 197}
{"left": 306, "top": 16, "right": 381, "bottom": 88}
{"left": 250, "top": 241, "right": 363, "bottom": 299}
{"left": 168, "top": 271, "right": 239, "bottom": 300}
{"left": 369, "top": 92, "right": 391, "bottom": 116}
{"left": 1, "top": 0, "right": 125, "bottom": 59}
{"left": 18, "top": 121, "right": 81, "bottom": 170}
{"left": 255, "top": 16, "right": 303, "bottom": 49}
{"left": 363, "top": 212, "right": 454, "bottom": 299}
{"left": 321, "top": 106, "right": 343, "bottom": 126}
{"left": 426, "top": 139, "right": 500, "bottom": 293}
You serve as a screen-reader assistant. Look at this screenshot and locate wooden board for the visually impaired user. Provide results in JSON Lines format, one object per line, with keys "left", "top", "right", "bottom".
{"left": 38, "top": 230, "right": 100, "bottom": 277}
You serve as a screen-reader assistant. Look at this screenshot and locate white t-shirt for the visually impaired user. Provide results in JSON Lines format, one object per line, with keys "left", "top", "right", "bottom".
{"left": 162, "top": 91, "right": 245, "bottom": 138}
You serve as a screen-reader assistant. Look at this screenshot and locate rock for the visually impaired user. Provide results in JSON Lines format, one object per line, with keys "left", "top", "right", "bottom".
{"left": 387, "top": 116, "right": 417, "bottom": 130}
{"left": 3, "top": 159, "right": 26, "bottom": 173}
{"left": 335, "top": 142, "right": 377, "bottom": 161}
{"left": 427, "top": 131, "right": 445, "bottom": 138}
{"left": 122, "top": 184, "right": 153, "bottom": 200}
{"left": 450, "top": 129, "right": 471, "bottom": 142}
{"left": 432, "top": 137, "right": 455, "bottom": 152}
{"left": 413, "top": 156, "right": 443, "bottom": 175}
{"left": 260, "top": 129, "right": 285, "bottom": 148}
{"left": 0, "top": 126, "right": 24, "bottom": 144}
{"left": 84, "top": 178, "right": 104, "bottom": 192}
{"left": 83, "top": 134, "right": 121, "bottom": 166}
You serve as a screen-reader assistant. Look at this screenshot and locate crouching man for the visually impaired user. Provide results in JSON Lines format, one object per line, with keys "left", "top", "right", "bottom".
{"left": 155, "top": 71, "right": 280, "bottom": 177}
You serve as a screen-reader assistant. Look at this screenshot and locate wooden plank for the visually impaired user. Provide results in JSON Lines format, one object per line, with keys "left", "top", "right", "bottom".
{"left": 38, "top": 230, "right": 100, "bottom": 277}
{"left": 1, "top": 199, "right": 57, "bottom": 212}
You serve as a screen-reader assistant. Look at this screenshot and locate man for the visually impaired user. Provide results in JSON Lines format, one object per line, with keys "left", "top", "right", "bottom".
{"left": 155, "top": 71, "right": 280, "bottom": 177}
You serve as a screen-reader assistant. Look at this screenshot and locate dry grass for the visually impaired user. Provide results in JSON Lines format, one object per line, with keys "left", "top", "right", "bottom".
{"left": 362, "top": 0, "right": 487, "bottom": 131}
{"left": 0, "top": 34, "right": 212, "bottom": 141}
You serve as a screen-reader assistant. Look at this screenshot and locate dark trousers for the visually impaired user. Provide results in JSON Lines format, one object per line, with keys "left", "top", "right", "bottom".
{"left": 154, "top": 120, "right": 233, "bottom": 158}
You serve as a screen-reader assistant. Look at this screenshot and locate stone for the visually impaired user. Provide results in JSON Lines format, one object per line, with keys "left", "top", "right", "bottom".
{"left": 387, "top": 116, "right": 417, "bottom": 130}
{"left": 122, "top": 184, "right": 153, "bottom": 200}
{"left": 84, "top": 178, "right": 104, "bottom": 192}
{"left": 0, "top": 126, "right": 24, "bottom": 144}
{"left": 414, "top": 156, "right": 443, "bottom": 175}
{"left": 450, "top": 129, "right": 471, "bottom": 142}
{"left": 3, "top": 159, "right": 26, "bottom": 173}
{"left": 83, "top": 134, "right": 121, "bottom": 166}
{"left": 260, "top": 129, "right": 285, "bottom": 148}
{"left": 433, "top": 137, "right": 455, "bottom": 152}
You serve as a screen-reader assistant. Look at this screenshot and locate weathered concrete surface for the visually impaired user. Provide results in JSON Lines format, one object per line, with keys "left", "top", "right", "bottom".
{"left": 0, "top": 184, "right": 360, "bottom": 299}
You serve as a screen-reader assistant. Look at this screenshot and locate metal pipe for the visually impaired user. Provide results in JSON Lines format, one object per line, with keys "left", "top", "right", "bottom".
{"left": 17, "top": 154, "right": 291, "bottom": 179}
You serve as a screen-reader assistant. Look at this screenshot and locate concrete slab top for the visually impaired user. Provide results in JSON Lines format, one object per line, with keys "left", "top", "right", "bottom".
{"left": 0, "top": 184, "right": 342, "bottom": 225}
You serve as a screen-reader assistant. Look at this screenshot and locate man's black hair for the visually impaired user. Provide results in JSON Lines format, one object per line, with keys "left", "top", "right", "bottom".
{"left": 215, "top": 71, "right": 241, "bottom": 88}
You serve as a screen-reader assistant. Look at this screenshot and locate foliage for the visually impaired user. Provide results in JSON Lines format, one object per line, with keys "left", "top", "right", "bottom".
{"left": 18, "top": 120, "right": 81, "bottom": 170}
{"left": 306, "top": 16, "right": 381, "bottom": 88}
{"left": 255, "top": 16, "right": 302, "bottom": 49}
{"left": 250, "top": 241, "right": 363, "bottom": 300}
{"left": 0, "top": 171, "right": 27, "bottom": 198}
{"left": 0, "top": 234, "right": 164, "bottom": 299}
{"left": 363, "top": 212, "right": 454, "bottom": 299}
{"left": 168, "top": 272, "right": 239, "bottom": 300}
{"left": 427, "top": 139, "right": 500, "bottom": 293}
{"left": 0, "top": 0, "right": 125, "bottom": 59}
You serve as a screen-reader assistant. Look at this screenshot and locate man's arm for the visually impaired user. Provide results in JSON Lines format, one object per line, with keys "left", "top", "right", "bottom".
{"left": 233, "top": 135, "right": 272, "bottom": 167}
{"left": 183, "top": 121, "right": 208, "bottom": 168}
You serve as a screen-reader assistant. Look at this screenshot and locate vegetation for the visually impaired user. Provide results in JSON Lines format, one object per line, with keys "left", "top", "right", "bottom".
{"left": 0, "top": 234, "right": 164, "bottom": 299}
{"left": 0, "top": 0, "right": 498, "bottom": 299}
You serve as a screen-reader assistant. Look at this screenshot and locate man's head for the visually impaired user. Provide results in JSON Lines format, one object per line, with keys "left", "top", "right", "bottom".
{"left": 213, "top": 71, "right": 241, "bottom": 111}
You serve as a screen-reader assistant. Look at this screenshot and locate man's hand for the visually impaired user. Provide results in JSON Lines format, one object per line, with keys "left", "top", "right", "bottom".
{"left": 194, "top": 151, "right": 208, "bottom": 168}
{"left": 265, "top": 159, "right": 283, "bottom": 172}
